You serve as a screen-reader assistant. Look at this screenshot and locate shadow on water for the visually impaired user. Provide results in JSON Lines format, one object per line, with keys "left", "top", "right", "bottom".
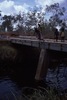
{"left": 0, "top": 44, "right": 67, "bottom": 98}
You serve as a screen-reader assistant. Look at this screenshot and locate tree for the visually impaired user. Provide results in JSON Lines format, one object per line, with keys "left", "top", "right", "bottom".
{"left": 1, "top": 15, "right": 13, "bottom": 32}
{"left": 46, "top": 3, "right": 66, "bottom": 28}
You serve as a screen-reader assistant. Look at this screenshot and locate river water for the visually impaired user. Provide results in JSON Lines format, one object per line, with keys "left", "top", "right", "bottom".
{"left": 0, "top": 47, "right": 67, "bottom": 98}
{"left": 46, "top": 65, "right": 67, "bottom": 92}
{"left": 0, "top": 64, "right": 67, "bottom": 99}
{"left": 0, "top": 76, "right": 21, "bottom": 99}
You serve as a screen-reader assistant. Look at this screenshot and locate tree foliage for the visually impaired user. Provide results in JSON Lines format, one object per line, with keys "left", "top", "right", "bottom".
{"left": 46, "top": 3, "right": 66, "bottom": 27}
{"left": 0, "top": 3, "right": 66, "bottom": 37}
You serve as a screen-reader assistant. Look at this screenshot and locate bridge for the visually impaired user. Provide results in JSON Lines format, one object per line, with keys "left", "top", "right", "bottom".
{"left": 10, "top": 36, "right": 67, "bottom": 52}
{"left": 0, "top": 35, "right": 67, "bottom": 81}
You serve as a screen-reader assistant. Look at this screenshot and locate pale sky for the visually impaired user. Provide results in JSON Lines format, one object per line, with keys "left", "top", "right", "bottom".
{"left": 0, "top": 0, "right": 66, "bottom": 15}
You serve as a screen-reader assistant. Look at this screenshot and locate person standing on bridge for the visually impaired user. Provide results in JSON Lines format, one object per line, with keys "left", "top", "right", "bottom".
{"left": 54, "top": 27, "right": 59, "bottom": 41}
{"left": 60, "top": 26, "right": 65, "bottom": 42}
{"left": 34, "top": 24, "right": 42, "bottom": 40}
{"left": 34, "top": 27, "right": 41, "bottom": 39}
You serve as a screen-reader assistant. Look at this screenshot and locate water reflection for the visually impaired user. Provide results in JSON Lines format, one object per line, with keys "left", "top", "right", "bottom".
{"left": 0, "top": 76, "right": 21, "bottom": 99}
{"left": 46, "top": 64, "right": 67, "bottom": 92}
{"left": 0, "top": 64, "right": 67, "bottom": 99}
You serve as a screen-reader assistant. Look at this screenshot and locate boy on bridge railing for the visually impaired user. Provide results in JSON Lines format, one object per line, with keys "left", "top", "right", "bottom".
{"left": 34, "top": 27, "right": 41, "bottom": 39}
{"left": 34, "top": 24, "right": 43, "bottom": 40}
{"left": 54, "top": 27, "right": 59, "bottom": 41}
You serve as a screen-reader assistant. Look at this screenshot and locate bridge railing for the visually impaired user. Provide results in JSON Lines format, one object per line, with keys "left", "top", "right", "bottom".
{"left": 18, "top": 35, "right": 37, "bottom": 39}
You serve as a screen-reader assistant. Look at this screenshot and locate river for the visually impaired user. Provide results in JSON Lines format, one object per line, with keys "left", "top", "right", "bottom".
{"left": 0, "top": 63, "right": 67, "bottom": 99}
{"left": 0, "top": 45, "right": 67, "bottom": 99}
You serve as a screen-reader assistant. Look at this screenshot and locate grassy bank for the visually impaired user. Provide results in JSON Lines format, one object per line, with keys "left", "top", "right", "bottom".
{"left": 0, "top": 42, "right": 17, "bottom": 61}
{"left": 4, "top": 87, "right": 67, "bottom": 100}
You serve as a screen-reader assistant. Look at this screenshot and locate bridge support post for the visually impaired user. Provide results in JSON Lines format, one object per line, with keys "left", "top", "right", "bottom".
{"left": 35, "top": 49, "right": 49, "bottom": 81}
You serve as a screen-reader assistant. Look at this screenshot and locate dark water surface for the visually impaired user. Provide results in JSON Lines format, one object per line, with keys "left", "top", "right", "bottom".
{"left": 0, "top": 76, "right": 22, "bottom": 99}
{"left": 0, "top": 45, "right": 67, "bottom": 98}
{"left": 46, "top": 65, "right": 67, "bottom": 92}
{"left": 0, "top": 65, "right": 67, "bottom": 98}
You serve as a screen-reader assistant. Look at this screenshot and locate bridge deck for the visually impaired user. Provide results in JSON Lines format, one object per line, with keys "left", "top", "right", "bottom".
{"left": 8, "top": 36, "right": 67, "bottom": 52}
{"left": 0, "top": 35, "right": 67, "bottom": 52}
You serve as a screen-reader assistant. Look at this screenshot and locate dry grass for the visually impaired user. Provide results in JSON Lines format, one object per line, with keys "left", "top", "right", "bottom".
{"left": 7, "top": 87, "right": 67, "bottom": 100}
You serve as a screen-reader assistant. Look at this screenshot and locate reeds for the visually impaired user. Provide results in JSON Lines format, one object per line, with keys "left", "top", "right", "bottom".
{"left": 5, "top": 86, "right": 67, "bottom": 100}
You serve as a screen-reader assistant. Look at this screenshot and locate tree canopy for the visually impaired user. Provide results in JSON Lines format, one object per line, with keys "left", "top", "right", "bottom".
{"left": 0, "top": 3, "right": 66, "bottom": 37}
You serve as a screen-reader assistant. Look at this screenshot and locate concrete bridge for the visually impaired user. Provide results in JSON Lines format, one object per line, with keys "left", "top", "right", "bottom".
{"left": 10, "top": 36, "right": 67, "bottom": 52}
{"left": 1, "top": 35, "right": 67, "bottom": 81}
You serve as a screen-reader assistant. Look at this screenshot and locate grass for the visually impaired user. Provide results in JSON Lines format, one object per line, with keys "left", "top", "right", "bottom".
{"left": 4, "top": 86, "right": 67, "bottom": 100}
{"left": 22, "top": 87, "right": 59, "bottom": 100}
{"left": 0, "top": 45, "right": 17, "bottom": 60}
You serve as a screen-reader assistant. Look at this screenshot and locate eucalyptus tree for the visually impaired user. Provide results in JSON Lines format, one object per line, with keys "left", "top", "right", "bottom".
{"left": 13, "top": 12, "right": 25, "bottom": 33}
{"left": 24, "top": 6, "right": 46, "bottom": 35}
{"left": 1, "top": 15, "right": 13, "bottom": 32}
{"left": 46, "top": 3, "right": 66, "bottom": 28}
{"left": 0, "top": 11, "right": 2, "bottom": 32}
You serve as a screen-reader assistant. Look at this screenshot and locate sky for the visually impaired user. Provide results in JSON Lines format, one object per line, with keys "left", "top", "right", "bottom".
{"left": 0, "top": 0, "right": 67, "bottom": 16}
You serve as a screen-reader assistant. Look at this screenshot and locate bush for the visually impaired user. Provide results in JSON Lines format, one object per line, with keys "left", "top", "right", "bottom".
{"left": 0, "top": 45, "right": 17, "bottom": 60}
